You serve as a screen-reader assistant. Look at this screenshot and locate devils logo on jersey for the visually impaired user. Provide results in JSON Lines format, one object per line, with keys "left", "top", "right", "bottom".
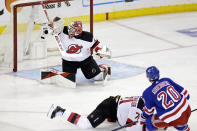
{"left": 66, "top": 44, "right": 83, "bottom": 54}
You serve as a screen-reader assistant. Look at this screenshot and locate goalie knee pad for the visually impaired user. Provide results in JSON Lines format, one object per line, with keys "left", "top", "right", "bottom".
{"left": 92, "top": 64, "right": 111, "bottom": 81}
{"left": 100, "top": 64, "right": 111, "bottom": 80}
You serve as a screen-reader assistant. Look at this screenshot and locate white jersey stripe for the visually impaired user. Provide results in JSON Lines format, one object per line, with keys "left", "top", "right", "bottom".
{"left": 159, "top": 97, "right": 189, "bottom": 123}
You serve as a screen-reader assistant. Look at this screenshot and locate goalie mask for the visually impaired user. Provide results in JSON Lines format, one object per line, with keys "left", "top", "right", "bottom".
{"left": 68, "top": 21, "right": 82, "bottom": 38}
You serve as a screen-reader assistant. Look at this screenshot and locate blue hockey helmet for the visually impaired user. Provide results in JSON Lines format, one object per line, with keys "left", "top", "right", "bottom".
{"left": 146, "top": 66, "right": 160, "bottom": 81}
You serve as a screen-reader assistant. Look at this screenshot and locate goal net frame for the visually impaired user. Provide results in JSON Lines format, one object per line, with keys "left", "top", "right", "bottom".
{"left": 11, "top": 0, "right": 93, "bottom": 72}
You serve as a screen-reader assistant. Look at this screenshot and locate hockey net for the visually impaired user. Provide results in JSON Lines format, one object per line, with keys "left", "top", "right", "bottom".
{"left": 0, "top": 0, "right": 93, "bottom": 72}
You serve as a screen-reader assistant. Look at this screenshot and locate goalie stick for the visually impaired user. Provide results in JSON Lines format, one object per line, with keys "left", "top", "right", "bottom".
{"left": 111, "top": 108, "right": 197, "bottom": 131}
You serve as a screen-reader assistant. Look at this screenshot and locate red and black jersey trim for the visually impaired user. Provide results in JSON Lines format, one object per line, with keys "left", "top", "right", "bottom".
{"left": 90, "top": 40, "right": 101, "bottom": 55}
{"left": 67, "top": 112, "right": 81, "bottom": 124}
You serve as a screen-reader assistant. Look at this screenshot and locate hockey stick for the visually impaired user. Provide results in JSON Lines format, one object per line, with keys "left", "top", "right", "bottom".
{"left": 112, "top": 109, "right": 197, "bottom": 131}
{"left": 111, "top": 121, "right": 138, "bottom": 131}
{"left": 192, "top": 108, "right": 197, "bottom": 112}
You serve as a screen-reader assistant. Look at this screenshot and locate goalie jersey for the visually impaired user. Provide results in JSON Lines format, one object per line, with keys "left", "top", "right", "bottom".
{"left": 58, "top": 26, "right": 102, "bottom": 61}
{"left": 142, "top": 78, "right": 190, "bottom": 123}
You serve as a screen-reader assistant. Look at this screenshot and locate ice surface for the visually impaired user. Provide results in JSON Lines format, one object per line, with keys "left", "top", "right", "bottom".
{"left": 0, "top": 12, "right": 197, "bottom": 131}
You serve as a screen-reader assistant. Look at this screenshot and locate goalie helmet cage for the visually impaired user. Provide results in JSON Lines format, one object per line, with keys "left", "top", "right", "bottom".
{"left": 11, "top": 0, "right": 94, "bottom": 72}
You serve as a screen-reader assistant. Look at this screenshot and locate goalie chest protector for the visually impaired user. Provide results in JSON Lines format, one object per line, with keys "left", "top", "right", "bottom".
{"left": 59, "top": 26, "right": 97, "bottom": 62}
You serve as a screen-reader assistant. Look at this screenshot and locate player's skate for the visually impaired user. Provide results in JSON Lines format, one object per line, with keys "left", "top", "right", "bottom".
{"left": 47, "top": 104, "right": 65, "bottom": 119}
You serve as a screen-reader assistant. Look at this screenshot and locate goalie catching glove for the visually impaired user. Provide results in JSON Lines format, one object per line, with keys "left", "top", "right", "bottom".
{"left": 41, "top": 16, "right": 65, "bottom": 36}
{"left": 51, "top": 17, "right": 65, "bottom": 35}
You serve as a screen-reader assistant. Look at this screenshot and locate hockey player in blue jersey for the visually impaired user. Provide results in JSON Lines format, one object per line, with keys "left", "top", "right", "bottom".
{"left": 142, "top": 66, "right": 191, "bottom": 131}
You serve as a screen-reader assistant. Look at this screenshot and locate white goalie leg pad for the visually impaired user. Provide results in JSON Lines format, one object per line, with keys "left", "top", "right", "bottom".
{"left": 40, "top": 68, "right": 76, "bottom": 88}
{"left": 51, "top": 75, "right": 76, "bottom": 88}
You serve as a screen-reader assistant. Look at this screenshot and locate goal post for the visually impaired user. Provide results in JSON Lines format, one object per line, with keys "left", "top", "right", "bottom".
{"left": 7, "top": 0, "right": 94, "bottom": 72}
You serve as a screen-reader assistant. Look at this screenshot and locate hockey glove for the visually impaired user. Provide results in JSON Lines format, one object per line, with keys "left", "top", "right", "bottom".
{"left": 96, "top": 45, "right": 111, "bottom": 59}
{"left": 52, "top": 17, "right": 65, "bottom": 35}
